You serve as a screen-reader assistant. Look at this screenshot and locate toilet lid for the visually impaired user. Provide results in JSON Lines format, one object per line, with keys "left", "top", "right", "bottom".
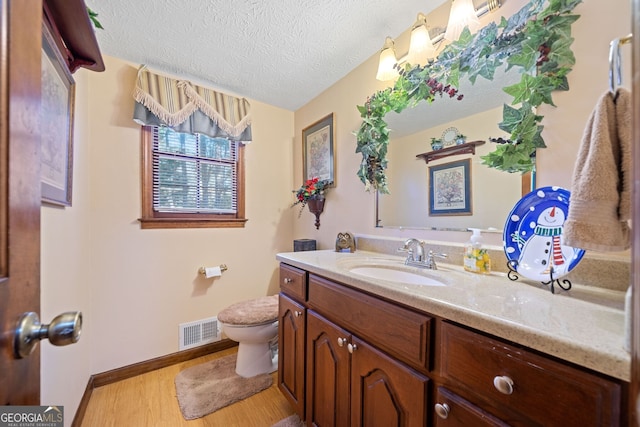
{"left": 218, "top": 295, "right": 279, "bottom": 325}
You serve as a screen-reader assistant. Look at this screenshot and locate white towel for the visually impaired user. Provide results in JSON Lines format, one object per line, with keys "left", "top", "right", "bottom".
{"left": 563, "top": 89, "right": 631, "bottom": 251}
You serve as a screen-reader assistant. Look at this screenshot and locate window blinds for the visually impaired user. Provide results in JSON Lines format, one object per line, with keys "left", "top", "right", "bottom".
{"left": 153, "top": 127, "right": 238, "bottom": 213}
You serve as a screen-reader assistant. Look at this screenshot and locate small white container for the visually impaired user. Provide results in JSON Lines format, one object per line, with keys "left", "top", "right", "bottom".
{"left": 624, "top": 285, "right": 632, "bottom": 352}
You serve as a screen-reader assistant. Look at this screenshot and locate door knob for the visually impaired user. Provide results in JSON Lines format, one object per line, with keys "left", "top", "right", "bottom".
{"left": 14, "top": 311, "right": 82, "bottom": 359}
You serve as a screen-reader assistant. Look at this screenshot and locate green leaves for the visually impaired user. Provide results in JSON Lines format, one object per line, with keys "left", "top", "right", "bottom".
{"left": 355, "top": 0, "right": 581, "bottom": 188}
{"left": 538, "top": 0, "right": 582, "bottom": 20}
{"left": 499, "top": 103, "right": 545, "bottom": 147}
{"left": 481, "top": 143, "right": 536, "bottom": 173}
{"left": 87, "top": 7, "right": 104, "bottom": 30}
{"left": 504, "top": 73, "right": 558, "bottom": 107}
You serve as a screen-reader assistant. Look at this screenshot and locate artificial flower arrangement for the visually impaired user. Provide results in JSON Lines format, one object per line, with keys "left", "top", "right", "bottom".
{"left": 292, "top": 177, "right": 332, "bottom": 217}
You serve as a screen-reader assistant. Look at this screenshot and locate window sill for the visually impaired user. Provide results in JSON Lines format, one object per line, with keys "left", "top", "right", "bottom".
{"left": 139, "top": 218, "right": 248, "bottom": 229}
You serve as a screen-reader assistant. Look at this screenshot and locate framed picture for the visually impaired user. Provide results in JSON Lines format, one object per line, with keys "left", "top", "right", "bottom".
{"left": 302, "top": 113, "right": 335, "bottom": 184}
{"left": 41, "top": 23, "right": 76, "bottom": 206}
{"left": 429, "top": 159, "right": 472, "bottom": 216}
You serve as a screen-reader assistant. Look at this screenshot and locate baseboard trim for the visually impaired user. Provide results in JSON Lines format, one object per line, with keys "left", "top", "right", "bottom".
{"left": 71, "top": 339, "right": 237, "bottom": 426}
{"left": 72, "top": 376, "right": 94, "bottom": 427}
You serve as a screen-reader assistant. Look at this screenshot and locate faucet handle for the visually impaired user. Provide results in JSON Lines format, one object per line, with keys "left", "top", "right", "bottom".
{"left": 429, "top": 250, "right": 448, "bottom": 259}
{"left": 425, "top": 250, "right": 447, "bottom": 270}
{"left": 397, "top": 246, "right": 412, "bottom": 255}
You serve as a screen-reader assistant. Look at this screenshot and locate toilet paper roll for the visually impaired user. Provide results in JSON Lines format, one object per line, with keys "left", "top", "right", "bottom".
{"left": 204, "top": 266, "right": 222, "bottom": 278}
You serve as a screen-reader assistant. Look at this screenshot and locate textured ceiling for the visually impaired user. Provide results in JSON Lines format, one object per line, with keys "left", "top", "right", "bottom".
{"left": 89, "top": 0, "right": 445, "bottom": 111}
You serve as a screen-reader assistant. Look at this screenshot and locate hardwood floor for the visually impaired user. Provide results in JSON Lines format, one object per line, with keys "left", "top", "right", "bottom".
{"left": 80, "top": 347, "right": 295, "bottom": 427}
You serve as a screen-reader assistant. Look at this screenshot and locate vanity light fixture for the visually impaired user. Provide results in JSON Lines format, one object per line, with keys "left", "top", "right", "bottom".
{"left": 444, "top": 0, "right": 481, "bottom": 41}
{"left": 375, "top": 37, "right": 401, "bottom": 81}
{"left": 406, "top": 13, "right": 437, "bottom": 66}
{"left": 375, "top": 0, "right": 502, "bottom": 81}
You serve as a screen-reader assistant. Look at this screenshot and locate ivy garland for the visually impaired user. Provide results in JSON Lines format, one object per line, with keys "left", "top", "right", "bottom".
{"left": 87, "top": 7, "right": 104, "bottom": 30}
{"left": 354, "top": 0, "right": 582, "bottom": 193}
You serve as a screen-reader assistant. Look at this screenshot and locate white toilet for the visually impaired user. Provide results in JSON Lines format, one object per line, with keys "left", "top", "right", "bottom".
{"left": 218, "top": 295, "right": 279, "bottom": 378}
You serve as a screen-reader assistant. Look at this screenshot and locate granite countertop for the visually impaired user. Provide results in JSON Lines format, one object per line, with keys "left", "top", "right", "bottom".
{"left": 276, "top": 249, "right": 630, "bottom": 382}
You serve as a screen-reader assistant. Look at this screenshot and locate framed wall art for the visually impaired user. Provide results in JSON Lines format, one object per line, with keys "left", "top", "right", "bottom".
{"left": 302, "top": 113, "right": 335, "bottom": 185}
{"left": 41, "top": 23, "right": 76, "bottom": 206}
{"left": 429, "top": 158, "right": 472, "bottom": 216}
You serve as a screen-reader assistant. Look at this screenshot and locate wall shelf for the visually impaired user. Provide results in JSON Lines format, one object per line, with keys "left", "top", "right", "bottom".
{"left": 416, "top": 140, "right": 485, "bottom": 164}
{"left": 43, "top": 0, "right": 105, "bottom": 73}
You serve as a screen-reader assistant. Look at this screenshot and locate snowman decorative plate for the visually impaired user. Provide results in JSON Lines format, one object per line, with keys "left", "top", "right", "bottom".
{"left": 503, "top": 186, "right": 585, "bottom": 282}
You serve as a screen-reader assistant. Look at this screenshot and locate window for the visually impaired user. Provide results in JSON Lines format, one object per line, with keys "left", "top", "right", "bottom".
{"left": 140, "top": 126, "right": 246, "bottom": 229}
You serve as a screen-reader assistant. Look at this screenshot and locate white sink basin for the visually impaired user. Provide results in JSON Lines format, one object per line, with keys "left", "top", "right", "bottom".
{"left": 347, "top": 265, "right": 447, "bottom": 286}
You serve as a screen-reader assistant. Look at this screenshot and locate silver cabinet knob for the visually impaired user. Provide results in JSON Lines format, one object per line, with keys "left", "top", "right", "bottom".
{"left": 14, "top": 311, "right": 82, "bottom": 359}
{"left": 337, "top": 337, "right": 346, "bottom": 347}
{"left": 434, "top": 403, "right": 450, "bottom": 419}
{"left": 347, "top": 343, "right": 357, "bottom": 353}
{"left": 493, "top": 375, "right": 514, "bottom": 395}
{"left": 294, "top": 310, "right": 302, "bottom": 317}
{"left": 283, "top": 277, "right": 293, "bottom": 284}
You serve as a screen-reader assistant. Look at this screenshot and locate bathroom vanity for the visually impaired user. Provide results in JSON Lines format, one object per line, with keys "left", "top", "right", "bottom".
{"left": 276, "top": 249, "right": 629, "bottom": 426}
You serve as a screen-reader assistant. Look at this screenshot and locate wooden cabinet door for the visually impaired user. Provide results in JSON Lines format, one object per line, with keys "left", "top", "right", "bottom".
{"left": 306, "top": 311, "right": 351, "bottom": 427}
{"left": 278, "top": 293, "right": 306, "bottom": 417}
{"left": 350, "top": 337, "right": 429, "bottom": 427}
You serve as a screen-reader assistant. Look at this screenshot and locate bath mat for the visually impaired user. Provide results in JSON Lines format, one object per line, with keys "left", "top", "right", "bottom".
{"left": 272, "top": 414, "right": 305, "bottom": 427}
{"left": 174, "top": 353, "right": 272, "bottom": 420}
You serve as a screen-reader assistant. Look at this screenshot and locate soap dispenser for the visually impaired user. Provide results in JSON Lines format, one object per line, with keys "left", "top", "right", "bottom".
{"left": 463, "top": 228, "right": 491, "bottom": 274}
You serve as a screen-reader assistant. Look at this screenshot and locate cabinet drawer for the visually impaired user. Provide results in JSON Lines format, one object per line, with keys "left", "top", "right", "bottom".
{"left": 308, "top": 274, "right": 432, "bottom": 371}
{"left": 440, "top": 322, "right": 622, "bottom": 427}
{"left": 280, "top": 264, "right": 307, "bottom": 301}
{"left": 433, "top": 387, "right": 508, "bottom": 427}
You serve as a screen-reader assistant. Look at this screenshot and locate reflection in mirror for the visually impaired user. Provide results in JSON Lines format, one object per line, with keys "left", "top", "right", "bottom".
{"left": 384, "top": 65, "right": 522, "bottom": 138}
{"left": 377, "top": 55, "right": 533, "bottom": 231}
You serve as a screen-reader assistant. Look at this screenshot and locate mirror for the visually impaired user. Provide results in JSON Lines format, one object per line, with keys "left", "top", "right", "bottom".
{"left": 377, "top": 66, "right": 529, "bottom": 231}
{"left": 358, "top": 0, "right": 581, "bottom": 231}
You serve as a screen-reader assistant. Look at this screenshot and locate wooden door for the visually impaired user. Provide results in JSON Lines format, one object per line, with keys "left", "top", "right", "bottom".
{"left": 278, "top": 293, "right": 306, "bottom": 417}
{"left": 306, "top": 311, "right": 350, "bottom": 427}
{"left": 631, "top": 1, "right": 640, "bottom": 424}
{"left": 0, "top": 0, "right": 44, "bottom": 405}
{"left": 350, "top": 337, "right": 429, "bottom": 427}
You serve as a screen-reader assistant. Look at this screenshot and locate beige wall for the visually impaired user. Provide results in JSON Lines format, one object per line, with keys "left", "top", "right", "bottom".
{"left": 41, "top": 56, "right": 295, "bottom": 422}
{"left": 293, "top": 0, "right": 632, "bottom": 248}
{"left": 40, "top": 0, "right": 632, "bottom": 422}
{"left": 41, "top": 68, "right": 94, "bottom": 422}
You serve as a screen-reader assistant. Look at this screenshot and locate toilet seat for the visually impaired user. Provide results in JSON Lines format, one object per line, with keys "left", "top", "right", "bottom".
{"left": 218, "top": 295, "right": 278, "bottom": 326}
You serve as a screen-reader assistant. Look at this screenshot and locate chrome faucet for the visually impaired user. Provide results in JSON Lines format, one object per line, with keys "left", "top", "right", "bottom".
{"left": 399, "top": 238, "right": 425, "bottom": 264}
{"left": 399, "top": 238, "right": 447, "bottom": 270}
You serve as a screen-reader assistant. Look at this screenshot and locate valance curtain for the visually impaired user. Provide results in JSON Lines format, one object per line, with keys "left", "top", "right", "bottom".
{"left": 133, "top": 65, "right": 252, "bottom": 142}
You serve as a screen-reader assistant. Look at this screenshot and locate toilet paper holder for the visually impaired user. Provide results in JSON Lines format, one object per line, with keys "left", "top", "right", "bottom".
{"left": 198, "top": 264, "right": 228, "bottom": 275}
